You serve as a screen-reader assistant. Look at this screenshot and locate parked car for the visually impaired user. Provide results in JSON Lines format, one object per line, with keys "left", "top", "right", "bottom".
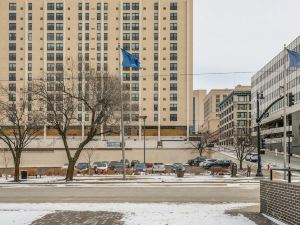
{"left": 113, "top": 162, "right": 125, "bottom": 172}
{"left": 76, "top": 162, "right": 89, "bottom": 173}
{"left": 152, "top": 162, "right": 166, "bottom": 173}
{"left": 120, "top": 159, "right": 130, "bottom": 168}
{"left": 188, "top": 156, "right": 207, "bottom": 166}
{"left": 92, "top": 162, "right": 102, "bottom": 170}
{"left": 204, "top": 160, "right": 231, "bottom": 169}
{"left": 199, "top": 159, "right": 217, "bottom": 167}
{"left": 245, "top": 154, "right": 252, "bottom": 161}
{"left": 61, "top": 163, "right": 68, "bottom": 169}
{"left": 94, "top": 163, "right": 108, "bottom": 174}
{"left": 108, "top": 161, "right": 120, "bottom": 170}
{"left": 171, "top": 163, "right": 186, "bottom": 172}
{"left": 250, "top": 154, "right": 258, "bottom": 162}
{"left": 131, "top": 160, "right": 140, "bottom": 167}
{"left": 133, "top": 163, "right": 147, "bottom": 173}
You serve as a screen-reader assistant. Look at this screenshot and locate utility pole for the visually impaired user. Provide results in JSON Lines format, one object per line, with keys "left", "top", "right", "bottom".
{"left": 283, "top": 45, "right": 288, "bottom": 180}
{"left": 256, "top": 92, "right": 263, "bottom": 177}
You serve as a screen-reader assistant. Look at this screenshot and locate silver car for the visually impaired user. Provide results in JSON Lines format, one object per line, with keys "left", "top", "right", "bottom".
{"left": 152, "top": 162, "right": 166, "bottom": 173}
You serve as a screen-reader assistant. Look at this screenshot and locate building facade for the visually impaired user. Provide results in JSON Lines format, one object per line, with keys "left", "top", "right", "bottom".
{"left": 192, "top": 89, "right": 206, "bottom": 134}
{"left": 202, "top": 89, "right": 232, "bottom": 134}
{"left": 219, "top": 85, "right": 251, "bottom": 146}
{"left": 251, "top": 35, "right": 300, "bottom": 152}
{"left": 0, "top": 0, "right": 193, "bottom": 140}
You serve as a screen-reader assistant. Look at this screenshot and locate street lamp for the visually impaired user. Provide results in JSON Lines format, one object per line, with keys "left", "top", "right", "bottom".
{"left": 139, "top": 116, "right": 147, "bottom": 163}
{"left": 256, "top": 91, "right": 264, "bottom": 177}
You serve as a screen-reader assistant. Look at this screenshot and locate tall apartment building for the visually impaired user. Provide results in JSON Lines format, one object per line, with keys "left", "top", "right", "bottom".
{"left": 192, "top": 89, "right": 206, "bottom": 134}
{"left": 251, "top": 35, "right": 300, "bottom": 152}
{"left": 219, "top": 85, "right": 251, "bottom": 146}
{"left": 0, "top": 0, "right": 193, "bottom": 139}
{"left": 202, "top": 89, "right": 232, "bottom": 134}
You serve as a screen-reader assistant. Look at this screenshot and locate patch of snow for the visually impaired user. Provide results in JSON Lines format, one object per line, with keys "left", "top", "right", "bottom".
{"left": 0, "top": 203, "right": 257, "bottom": 225}
{"left": 262, "top": 214, "right": 288, "bottom": 225}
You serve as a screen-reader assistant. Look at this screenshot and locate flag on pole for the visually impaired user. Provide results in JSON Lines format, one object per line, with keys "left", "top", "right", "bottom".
{"left": 287, "top": 49, "right": 300, "bottom": 68}
{"left": 121, "top": 49, "right": 141, "bottom": 69}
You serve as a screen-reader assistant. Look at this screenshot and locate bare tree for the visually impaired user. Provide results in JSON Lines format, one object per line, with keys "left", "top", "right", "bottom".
{"left": 34, "top": 66, "right": 122, "bottom": 181}
{"left": 232, "top": 128, "right": 256, "bottom": 170}
{"left": 0, "top": 88, "right": 43, "bottom": 182}
{"left": 84, "top": 148, "right": 94, "bottom": 176}
{"left": 191, "top": 132, "right": 209, "bottom": 156}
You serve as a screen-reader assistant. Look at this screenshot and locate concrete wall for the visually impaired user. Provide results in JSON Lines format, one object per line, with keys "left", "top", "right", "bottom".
{"left": 260, "top": 180, "right": 300, "bottom": 225}
{"left": 0, "top": 149, "right": 200, "bottom": 168}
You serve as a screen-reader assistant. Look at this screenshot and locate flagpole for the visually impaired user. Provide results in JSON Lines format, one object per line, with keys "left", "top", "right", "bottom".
{"left": 283, "top": 45, "right": 287, "bottom": 180}
{"left": 119, "top": 45, "right": 126, "bottom": 181}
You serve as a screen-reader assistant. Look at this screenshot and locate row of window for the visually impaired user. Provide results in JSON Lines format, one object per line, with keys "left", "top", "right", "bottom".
{"left": 129, "top": 93, "right": 178, "bottom": 101}
{"left": 78, "top": 2, "right": 108, "bottom": 11}
{"left": 78, "top": 43, "right": 108, "bottom": 51}
{"left": 47, "top": 23, "right": 64, "bottom": 30}
{"left": 123, "top": 73, "right": 177, "bottom": 82}
{"left": 123, "top": 114, "right": 178, "bottom": 122}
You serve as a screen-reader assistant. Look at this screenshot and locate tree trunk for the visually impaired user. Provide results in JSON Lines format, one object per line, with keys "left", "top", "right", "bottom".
{"left": 239, "top": 159, "right": 243, "bottom": 170}
{"left": 14, "top": 157, "right": 20, "bottom": 182}
{"left": 66, "top": 160, "right": 76, "bottom": 181}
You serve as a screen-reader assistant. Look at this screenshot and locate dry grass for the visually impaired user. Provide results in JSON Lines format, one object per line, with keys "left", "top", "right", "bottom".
{"left": 209, "top": 166, "right": 230, "bottom": 175}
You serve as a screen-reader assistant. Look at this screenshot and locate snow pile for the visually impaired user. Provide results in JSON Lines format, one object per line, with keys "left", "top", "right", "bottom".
{"left": 0, "top": 203, "right": 257, "bottom": 225}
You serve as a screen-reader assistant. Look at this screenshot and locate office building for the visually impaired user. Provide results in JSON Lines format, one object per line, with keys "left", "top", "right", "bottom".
{"left": 192, "top": 89, "right": 206, "bottom": 134}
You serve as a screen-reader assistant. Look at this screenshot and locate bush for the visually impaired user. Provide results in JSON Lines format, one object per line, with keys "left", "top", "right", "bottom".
{"left": 27, "top": 168, "right": 38, "bottom": 176}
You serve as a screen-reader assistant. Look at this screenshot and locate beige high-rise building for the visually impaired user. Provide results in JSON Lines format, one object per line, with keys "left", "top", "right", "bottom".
{"left": 192, "top": 89, "right": 206, "bottom": 134}
{"left": 0, "top": 0, "right": 193, "bottom": 139}
{"left": 202, "top": 89, "right": 232, "bottom": 134}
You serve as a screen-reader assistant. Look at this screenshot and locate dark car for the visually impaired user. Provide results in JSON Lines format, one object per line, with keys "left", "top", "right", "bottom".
{"left": 108, "top": 161, "right": 120, "bottom": 169}
{"left": 76, "top": 162, "right": 89, "bottom": 173}
{"left": 171, "top": 163, "right": 186, "bottom": 172}
{"left": 113, "top": 162, "right": 125, "bottom": 172}
{"left": 188, "top": 156, "right": 207, "bottom": 166}
{"left": 204, "top": 160, "right": 231, "bottom": 169}
{"left": 120, "top": 159, "right": 130, "bottom": 168}
{"left": 131, "top": 160, "right": 140, "bottom": 167}
{"left": 133, "top": 163, "right": 147, "bottom": 173}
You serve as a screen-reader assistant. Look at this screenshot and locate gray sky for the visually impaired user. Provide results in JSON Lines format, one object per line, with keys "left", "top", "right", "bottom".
{"left": 194, "top": 0, "right": 300, "bottom": 90}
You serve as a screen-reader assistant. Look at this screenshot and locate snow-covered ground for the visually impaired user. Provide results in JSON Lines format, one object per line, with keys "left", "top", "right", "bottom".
{"left": 0, "top": 173, "right": 259, "bottom": 184}
{"left": 0, "top": 203, "right": 258, "bottom": 225}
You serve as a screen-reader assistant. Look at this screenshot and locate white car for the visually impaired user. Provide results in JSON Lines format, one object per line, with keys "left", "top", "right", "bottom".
{"left": 246, "top": 153, "right": 257, "bottom": 161}
{"left": 199, "top": 159, "right": 217, "bottom": 167}
{"left": 94, "top": 163, "right": 108, "bottom": 174}
{"left": 250, "top": 154, "right": 259, "bottom": 162}
{"left": 152, "top": 163, "right": 166, "bottom": 173}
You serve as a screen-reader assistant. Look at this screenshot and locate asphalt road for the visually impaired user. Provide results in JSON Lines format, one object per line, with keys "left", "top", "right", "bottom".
{"left": 0, "top": 183, "right": 259, "bottom": 203}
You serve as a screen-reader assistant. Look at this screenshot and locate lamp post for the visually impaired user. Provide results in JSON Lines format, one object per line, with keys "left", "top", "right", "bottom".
{"left": 256, "top": 91, "right": 264, "bottom": 177}
{"left": 139, "top": 116, "right": 147, "bottom": 163}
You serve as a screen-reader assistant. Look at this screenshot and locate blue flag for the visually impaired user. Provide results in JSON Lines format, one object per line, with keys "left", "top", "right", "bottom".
{"left": 287, "top": 49, "right": 300, "bottom": 68}
{"left": 121, "top": 49, "right": 141, "bottom": 69}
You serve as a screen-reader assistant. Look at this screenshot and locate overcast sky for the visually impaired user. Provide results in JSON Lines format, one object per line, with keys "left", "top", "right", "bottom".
{"left": 194, "top": 0, "right": 300, "bottom": 90}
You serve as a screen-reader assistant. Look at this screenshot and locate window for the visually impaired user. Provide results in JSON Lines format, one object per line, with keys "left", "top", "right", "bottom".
{"left": 56, "top": 33, "right": 63, "bottom": 40}
{"left": 9, "top": 13, "right": 16, "bottom": 20}
{"left": 97, "top": 13, "right": 101, "bottom": 20}
{"left": 132, "top": 33, "right": 139, "bottom": 40}
{"left": 28, "top": 23, "right": 32, "bottom": 31}
{"left": 131, "top": 114, "right": 139, "bottom": 121}
{"left": 9, "top": 33, "right": 16, "bottom": 41}
{"left": 170, "top": 83, "right": 177, "bottom": 90}
{"left": 56, "top": 43, "right": 63, "bottom": 50}
{"left": 47, "top": 63, "right": 55, "bottom": 71}
{"left": 123, "top": 33, "right": 130, "bottom": 40}
{"left": 56, "top": 53, "right": 63, "bottom": 61}
{"left": 28, "top": 63, "right": 32, "bottom": 71}
{"left": 104, "top": 23, "right": 108, "bottom": 30}
{"left": 170, "top": 2, "right": 177, "bottom": 10}
{"left": 154, "top": 13, "right": 159, "bottom": 20}
{"left": 97, "top": 23, "right": 101, "bottom": 30}
{"left": 9, "top": 53, "right": 16, "bottom": 61}
{"left": 132, "top": 23, "right": 139, "bottom": 30}
{"left": 9, "top": 43, "right": 16, "bottom": 51}
{"left": 154, "top": 33, "right": 159, "bottom": 41}
{"left": 154, "top": 3, "right": 159, "bottom": 10}
{"left": 78, "top": 13, "right": 82, "bottom": 20}
{"left": 123, "top": 13, "right": 130, "bottom": 20}
{"left": 154, "top": 104, "right": 158, "bottom": 111}
{"left": 132, "top": 13, "right": 139, "bottom": 20}
{"left": 132, "top": 43, "right": 139, "bottom": 51}
{"left": 85, "top": 23, "right": 89, "bottom": 30}
{"left": 154, "top": 43, "right": 159, "bottom": 51}
{"left": 170, "top": 93, "right": 177, "bottom": 101}
{"left": 47, "top": 23, "right": 54, "bottom": 30}
{"left": 170, "top": 13, "right": 177, "bottom": 20}
{"left": 9, "top": 73, "right": 16, "bottom": 81}
{"left": 56, "top": 3, "right": 63, "bottom": 10}
{"left": 28, "top": 3, "right": 32, "bottom": 10}
{"left": 97, "top": 33, "right": 101, "bottom": 41}
{"left": 28, "top": 73, "right": 32, "bottom": 81}
{"left": 47, "top": 3, "right": 54, "bottom": 10}
{"left": 85, "top": 13, "right": 89, "bottom": 20}
{"left": 170, "top": 53, "right": 177, "bottom": 61}
{"left": 154, "top": 83, "right": 158, "bottom": 91}
{"left": 78, "top": 3, "right": 82, "bottom": 10}
{"left": 9, "top": 93, "right": 16, "bottom": 101}
{"left": 28, "top": 33, "right": 32, "bottom": 41}
{"left": 47, "top": 53, "right": 54, "bottom": 61}
{"left": 104, "top": 3, "right": 108, "bottom": 10}
{"left": 170, "top": 33, "right": 177, "bottom": 40}
{"left": 85, "top": 2, "right": 89, "bottom": 10}
{"left": 154, "top": 23, "right": 158, "bottom": 31}
{"left": 132, "top": 3, "right": 139, "bottom": 10}
{"left": 85, "top": 114, "right": 89, "bottom": 122}
{"left": 56, "top": 13, "right": 63, "bottom": 20}
{"left": 104, "top": 13, "right": 108, "bottom": 20}
{"left": 154, "top": 73, "right": 158, "bottom": 81}
{"left": 85, "top": 33, "right": 89, "bottom": 40}
{"left": 132, "top": 73, "right": 139, "bottom": 81}
{"left": 123, "top": 73, "right": 130, "bottom": 81}
{"left": 123, "top": 43, "right": 130, "bottom": 51}
{"left": 104, "top": 33, "right": 108, "bottom": 40}
{"left": 28, "top": 43, "right": 32, "bottom": 51}
{"left": 9, "top": 23, "right": 16, "bottom": 30}
{"left": 132, "top": 83, "right": 139, "bottom": 91}
{"left": 131, "top": 93, "right": 139, "bottom": 101}
{"left": 56, "top": 23, "right": 63, "bottom": 30}
{"left": 154, "top": 114, "right": 158, "bottom": 121}
{"left": 170, "top": 63, "right": 177, "bottom": 71}
{"left": 97, "top": 3, "right": 101, "bottom": 10}
{"left": 97, "top": 43, "right": 101, "bottom": 51}
{"left": 170, "top": 43, "right": 177, "bottom": 51}
{"left": 154, "top": 94, "right": 158, "bottom": 101}
{"left": 170, "top": 114, "right": 177, "bottom": 121}
{"left": 170, "top": 104, "right": 177, "bottom": 111}
{"left": 28, "top": 13, "right": 32, "bottom": 20}
{"left": 123, "top": 3, "right": 130, "bottom": 10}
{"left": 78, "top": 23, "right": 82, "bottom": 30}
{"left": 170, "top": 73, "right": 177, "bottom": 81}
{"left": 47, "top": 13, "right": 54, "bottom": 20}
{"left": 170, "top": 23, "right": 177, "bottom": 30}
{"left": 9, "top": 3, "right": 17, "bottom": 10}
{"left": 154, "top": 63, "right": 158, "bottom": 71}
{"left": 9, "top": 63, "right": 16, "bottom": 71}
